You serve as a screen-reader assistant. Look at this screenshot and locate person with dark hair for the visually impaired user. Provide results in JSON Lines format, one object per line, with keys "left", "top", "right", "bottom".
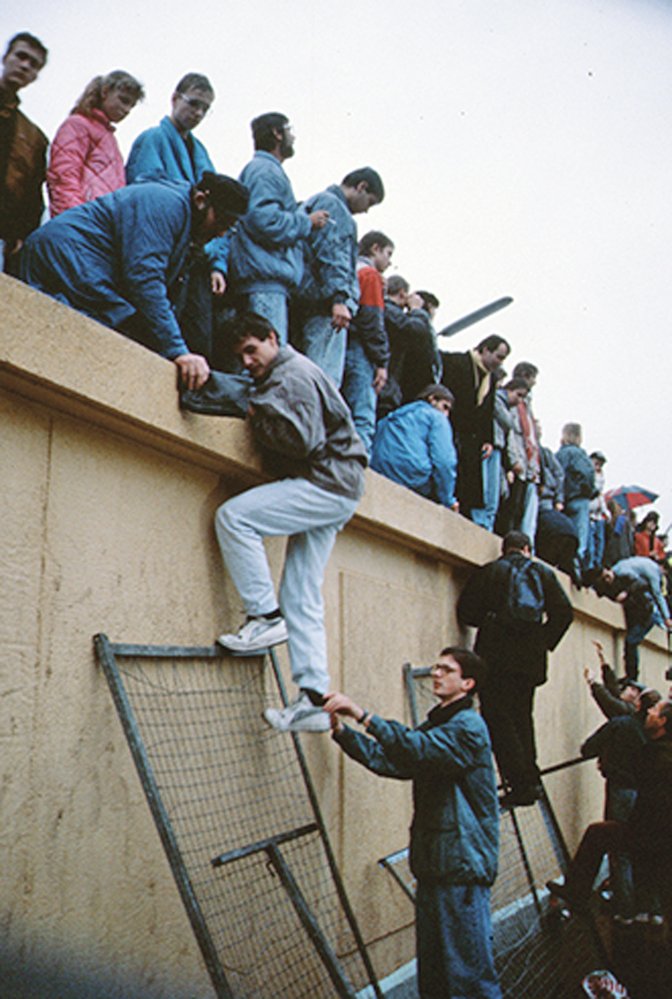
{"left": 341, "top": 230, "right": 394, "bottom": 452}
{"left": 324, "top": 647, "right": 501, "bottom": 999}
{"left": 583, "top": 640, "right": 647, "bottom": 720}
{"left": 227, "top": 113, "right": 328, "bottom": 343}
{"left": 547, "top": 699, "right": 672, "bottom": 934}
{"left": 458, "top": 530, "right": 573, "bottom": 806}
{"left": 47, "top": 71, "right": 144, "bottom": 217}
{"left": 440, "top": 335, "right": 510, "bottom": 522}
{"left": 215, "top": 313, "right": 367, "bottom": 733}
{"left": 294, "top": 166, "right": 385, "bottom": 385}
{"left": 379, "top": 279, "right": 442, "bottom": 418}
{"left": 634, "top": 510, "right": 665, "bottom": 564}
{"left": 125, "top": 73, "right": 227, "bottom": 360}
{"left": 478, "top": 376, "right": 529, "bottom": 533}
{"left": 19, "top": 173, "right": 248, "bottom": 390}
{"left": 370, "top": 384, "right": 458, "bottom": 509}
{"left": 0, "top": 31, "right": 48, "bottom": 273}
{"left": 580, "top": 687, "right": 661, "bottom": 924}
{"left": 507, "top": 361, "right": 541, "bottom": 547}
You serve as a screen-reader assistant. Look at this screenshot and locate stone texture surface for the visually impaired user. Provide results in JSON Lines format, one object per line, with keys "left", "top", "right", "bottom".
{"left": 1, "top": 275, "right": 667, "bottom": 995}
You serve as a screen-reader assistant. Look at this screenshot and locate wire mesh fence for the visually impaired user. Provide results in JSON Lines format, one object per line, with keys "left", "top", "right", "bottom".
{"left": 95, "top": 636, "right": 379, "bottom": 999}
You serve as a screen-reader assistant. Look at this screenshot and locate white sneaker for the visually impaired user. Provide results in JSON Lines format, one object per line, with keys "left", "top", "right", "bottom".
{"left": 263, "top": 693, "right": 330, "bottom": 733}
{"left": 217, "top": 616, "right": 288, "bottom": 653}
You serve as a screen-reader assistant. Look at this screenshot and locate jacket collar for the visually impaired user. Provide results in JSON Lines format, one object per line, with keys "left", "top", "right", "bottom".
{"left": 423, "top": 695, "right": 473, "bottom": 730}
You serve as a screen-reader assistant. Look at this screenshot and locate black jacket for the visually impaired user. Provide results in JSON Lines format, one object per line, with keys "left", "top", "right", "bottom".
{"left": 457, "top": 552, "right": 574, "bottom": 686}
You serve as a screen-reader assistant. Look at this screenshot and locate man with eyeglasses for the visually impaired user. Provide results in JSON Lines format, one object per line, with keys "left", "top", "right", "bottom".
{"left": 126, "top": 73, "right": 227, "bottom": 362}
{"left": 0, "top": 32, "right": 48, "bottom": 275}
{"left": 324, "top": 648, "right": 501, "bottom": 999}
{"left": 227, "top": 112, "right": 329, "bottom": 344}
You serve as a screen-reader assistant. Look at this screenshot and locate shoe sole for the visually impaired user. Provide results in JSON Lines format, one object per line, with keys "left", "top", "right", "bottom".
{"left": 263, "top": 709, "right": 329, "bottom": 733}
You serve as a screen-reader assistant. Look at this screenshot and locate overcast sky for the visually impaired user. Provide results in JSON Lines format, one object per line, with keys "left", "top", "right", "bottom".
{"left": 3, "top": 0, "right": 671, "bottom": 526}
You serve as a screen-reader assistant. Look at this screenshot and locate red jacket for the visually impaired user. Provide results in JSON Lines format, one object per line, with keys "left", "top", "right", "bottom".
{"left": 47, "top": 109, "right": 125, "bottom": 216}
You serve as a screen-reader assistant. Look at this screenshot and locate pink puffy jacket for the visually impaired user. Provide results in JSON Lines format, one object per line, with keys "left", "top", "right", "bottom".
{"left": 47, "top": 109, "right": 126, "bottom": 216}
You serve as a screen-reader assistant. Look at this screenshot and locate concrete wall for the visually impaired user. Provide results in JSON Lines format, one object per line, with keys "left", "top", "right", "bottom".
{"left": 1, "top": 274, "right": 668, "bottom": 995}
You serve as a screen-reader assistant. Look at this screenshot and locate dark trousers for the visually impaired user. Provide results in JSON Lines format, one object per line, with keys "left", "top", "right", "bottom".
{"left": 564, "top": 820, "right": 672, "bottom": 923}
{"left": 479, "top": 678, "right": 538, "bottom": 794}
{"left": 415, "top": 881, "right": 501, "bottom": 998}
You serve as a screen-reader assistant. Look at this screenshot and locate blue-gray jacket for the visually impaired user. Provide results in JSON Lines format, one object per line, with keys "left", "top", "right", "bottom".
{"left": 334, "top": 697, "right": 499, "bottom": 884}
{"left": 125, "top": 116, "right": 228, "bottom": 273}
{"left": 371, "top": 400, "right": 458, "bottom": 508}
{"left": 228, "top": 151, "right": 312, "bottom": 294}
{"left": 555, "top": 443, "right": 595, "bottom": 503}
{"left": 297, "top": 184, "right": 359, "bottom": 314}
{"left": 19, "top": 181, "right": 194, "bottom": 358}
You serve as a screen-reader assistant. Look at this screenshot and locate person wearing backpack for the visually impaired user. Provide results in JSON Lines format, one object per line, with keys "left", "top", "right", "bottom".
{"left": 457, "top": 530, "right": 574, "bottom": 807}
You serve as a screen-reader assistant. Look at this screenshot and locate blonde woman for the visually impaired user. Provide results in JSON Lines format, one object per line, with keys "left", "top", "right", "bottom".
{"left": 47, "top": 70, "right": 144, "bottom": 216}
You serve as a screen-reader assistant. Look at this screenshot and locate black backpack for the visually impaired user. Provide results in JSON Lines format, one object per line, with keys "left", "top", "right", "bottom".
{"left": 500, "top": 559, "right": 545, "bottom": 630}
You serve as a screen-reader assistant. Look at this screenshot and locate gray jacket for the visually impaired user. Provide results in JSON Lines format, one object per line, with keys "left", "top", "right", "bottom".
{"left": 249, "top": 345, "right": 367, "bottom": 499}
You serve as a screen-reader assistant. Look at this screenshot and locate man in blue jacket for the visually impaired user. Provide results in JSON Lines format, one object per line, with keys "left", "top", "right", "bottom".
{"left": 227, "top": 112, "right": 329, "bottom": 343}
{"left": 324, "top": 647, "right": 501, "bottom": 999}
{"left": 294, "top": 167, "right": 385, "bottom": 386}
{"left": 370, "top": 384, "right": 459, "bottom": 510}
{"left": 19, "top": 173, "right": 248, "bottom": 390}
{"left": 126, "top": 73, "right": 228, "bottom": 360}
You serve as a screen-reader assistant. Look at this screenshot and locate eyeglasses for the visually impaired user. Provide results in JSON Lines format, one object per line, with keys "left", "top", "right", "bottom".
{"left": 430, "top": 663, "right": 458, "bottom": 677}
{"left": 178, "top": 93, "right": 212, "bottom": 115}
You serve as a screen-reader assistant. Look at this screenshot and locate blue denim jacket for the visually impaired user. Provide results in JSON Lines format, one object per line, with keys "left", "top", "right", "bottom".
{"left": 228, "top": 151, "right": 312, "bottom": 294}
{"left": 298, "top": 184, "right": 359, "bottom": 314}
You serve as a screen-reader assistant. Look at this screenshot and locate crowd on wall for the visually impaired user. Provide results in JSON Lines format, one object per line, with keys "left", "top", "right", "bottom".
{"left": 4, "top": 30, "right": 672, "bottom": 992}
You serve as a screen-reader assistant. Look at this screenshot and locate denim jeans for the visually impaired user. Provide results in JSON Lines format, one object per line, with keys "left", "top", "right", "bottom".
{"left": 215, "top": 478, "right": 358, "bottom": 694}
{"left": 470, "top": 449, "right": 501, "bottom": 532}
{"left": 588, "top": 518, "right": 606, "bottom": 570}
{"left": 247, "top": 289, "right": 288, "bottom": 344}
{"left": 520, "top": 482, "right": 539, "bottom": 552}
{"left": 299, "top": 313, "right": 346, "bottom": 386}
{"left": 565, "top": 496, "right": 590, "bottom": 563}
{"left": 341, "top": 337, "right": 376, "bottom": 455}
{"left": 416, "top": 881, "right": 501, "bottom": 998}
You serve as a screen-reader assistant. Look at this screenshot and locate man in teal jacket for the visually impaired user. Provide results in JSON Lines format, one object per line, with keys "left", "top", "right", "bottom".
{"left": 325, "top": 647, "right": 501, "bottom": 999}
{"left": 19, "top": 174, "right": 248, "bottom": 390}
{"left": 126, "top": 73, "right": 228, "bottom": 360}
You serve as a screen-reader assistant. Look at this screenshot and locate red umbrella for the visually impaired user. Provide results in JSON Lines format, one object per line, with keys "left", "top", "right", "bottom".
{"left": 604, "top": 485, "right": 659, "bottom": 510}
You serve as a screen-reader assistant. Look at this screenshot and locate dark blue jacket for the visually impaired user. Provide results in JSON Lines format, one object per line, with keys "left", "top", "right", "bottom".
{"left": 19, "top": 181, "right": 194, "bottom": 357}
{"left": 125, "top": 116, "right": 227, "bottom": 273}
{"left": 228, "top": 151, "right": 312, "bottom": 294}
{"left": 298, "top": 184, "right": 359, "bottom": 314}
{"left": 371, "top": 400, "right": 457, "bottom": 508}
{"left": 335, "top": 697, "right": 499, "bottom": 884}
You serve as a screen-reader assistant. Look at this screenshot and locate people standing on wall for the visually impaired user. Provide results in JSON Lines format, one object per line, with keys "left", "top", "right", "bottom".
{"left": 126, "top": 73, "right": 228, "bottom": 362}
{"left": 376, "top": 277, "right": 441, "bottom": 419}
{"left": 293, "top": 167, "right": 385, "bottom": 386}
{"left": 555, "top": 422, "right": 596, "bottom": 571}
{"left": 47, "top": 71, "right": 144, "bottom": 217}
{"left": 587, "top": 450, "right": 609, "bottom": 572}
{"left": 441, "top": 334, "right": 511, "bottom": 525}
{"left": 0, "top": 31, "right": 48, "bottom": 275}
{"left": 341, "top": 230, "right": 393, "bottom": 454}
{"left": 227, "top": 112, "right": 328, "bottom": 344}
{"left": 324, "top": 647, "right": 502, "bottom": 999}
